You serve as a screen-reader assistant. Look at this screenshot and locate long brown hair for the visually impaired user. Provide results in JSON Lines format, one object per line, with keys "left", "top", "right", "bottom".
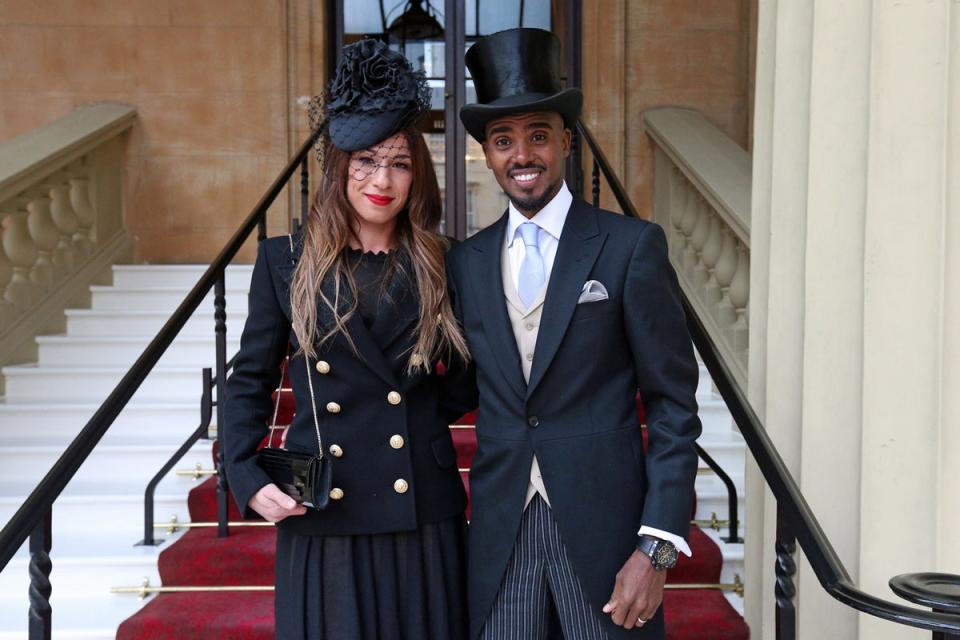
{"left": 290, "top": 128, "right": 470, "bottom": 372}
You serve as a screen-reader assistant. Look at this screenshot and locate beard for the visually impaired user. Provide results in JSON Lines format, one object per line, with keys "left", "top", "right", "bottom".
{"left": 507, "top": 177, "right": 563, "bottom": 215}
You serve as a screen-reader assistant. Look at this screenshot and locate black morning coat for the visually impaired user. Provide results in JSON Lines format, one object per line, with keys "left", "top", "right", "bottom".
{"left": 446, "top": 198, "right": 702, "bottom": 640}
{"left": 223, "top": 232, "right": 477, "bottom": 537}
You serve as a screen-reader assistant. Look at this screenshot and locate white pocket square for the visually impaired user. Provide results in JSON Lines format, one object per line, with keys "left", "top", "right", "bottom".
{"left": 577, "top": 280, "right": 609, "bottom": 304}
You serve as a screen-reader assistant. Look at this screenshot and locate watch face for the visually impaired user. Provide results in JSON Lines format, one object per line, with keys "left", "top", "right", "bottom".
{"left": 653, "top": 542, "right": 678, "bottom": 569}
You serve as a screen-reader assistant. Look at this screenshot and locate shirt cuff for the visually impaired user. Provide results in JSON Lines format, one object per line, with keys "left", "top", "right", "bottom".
{"left": 637, "top": 526, "right": 693, "bottom": 557}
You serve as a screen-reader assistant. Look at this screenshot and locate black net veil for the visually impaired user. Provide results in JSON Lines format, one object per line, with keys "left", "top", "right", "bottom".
{"left": 307, "top": 39, "right": 431, "bottom": 183}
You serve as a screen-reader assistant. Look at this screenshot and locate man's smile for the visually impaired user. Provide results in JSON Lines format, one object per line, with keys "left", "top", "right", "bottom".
{"left": 509, "top": 166, "right": 546, "bottom": 188}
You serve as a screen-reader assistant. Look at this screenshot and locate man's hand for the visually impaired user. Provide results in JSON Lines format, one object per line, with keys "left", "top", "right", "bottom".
{"left": 602, "top": 549, "right": 667, "bottom": 629}
{"left": 248, "top": 483, "right": 307, "bottom": 522}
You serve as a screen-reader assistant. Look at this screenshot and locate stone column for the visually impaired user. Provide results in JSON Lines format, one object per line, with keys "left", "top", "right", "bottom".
{"left": 748, "top": 1, "right": 959, "bottom": 639}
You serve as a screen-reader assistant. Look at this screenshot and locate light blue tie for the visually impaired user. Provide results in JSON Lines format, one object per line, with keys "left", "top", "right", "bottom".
{"left": 517, "top": 222, "right": 545, "bottom": 308}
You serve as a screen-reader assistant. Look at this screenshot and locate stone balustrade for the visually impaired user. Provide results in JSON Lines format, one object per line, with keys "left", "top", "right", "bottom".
{"left": 644, "top": 108, "right": 752, "bottom": 388}
{"left": 0, "top": 103, "right": 135, "bottom": 363}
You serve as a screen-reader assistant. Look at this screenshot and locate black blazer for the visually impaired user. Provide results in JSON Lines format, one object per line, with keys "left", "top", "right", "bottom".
{"left": 446, "top": 199, "right": 702, "bottom": 640}
{"left": 223, "top": 233, "right": 475, "bottom": 536}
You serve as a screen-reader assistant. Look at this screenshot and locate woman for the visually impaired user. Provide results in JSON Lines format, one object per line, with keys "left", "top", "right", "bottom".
{"left": 223, "top": 39, "right": 475, "bottom": 640}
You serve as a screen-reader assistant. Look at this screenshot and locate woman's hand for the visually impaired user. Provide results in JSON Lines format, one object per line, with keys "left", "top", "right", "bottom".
{"left": 248, "top": 483, "right": 308, "bottom": 522}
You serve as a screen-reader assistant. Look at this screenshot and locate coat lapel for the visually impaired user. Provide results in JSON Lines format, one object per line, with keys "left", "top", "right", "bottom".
{"left": 526, "top": 199, "right": 606, "bottom": 398}
{"left": 468, "top": 212, "right": 527, "bottom": 401}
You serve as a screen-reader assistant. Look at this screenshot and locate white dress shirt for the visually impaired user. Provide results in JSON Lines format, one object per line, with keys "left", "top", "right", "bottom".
{"left": 503, "top": 181, "right": 692, "bottom": 557}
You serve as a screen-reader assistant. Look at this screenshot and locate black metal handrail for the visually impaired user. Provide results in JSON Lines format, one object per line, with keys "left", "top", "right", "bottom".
{"left": 142, "top": 366, "right": 212, "bottom": 546}
{"left": 0, "top": 131, "right": 316, "bottom": 638}
{"left": 693, "top": 443, "right": 741, "bottom": 543}
{"left": 577, "top": 121, "right": 960, "bottom": 635}
{"left": 139, "top": 352, "right": 242, "bottom": 546}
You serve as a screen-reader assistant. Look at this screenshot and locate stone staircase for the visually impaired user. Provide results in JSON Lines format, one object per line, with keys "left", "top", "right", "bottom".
{"left": 0, "top": 265, "right": 250, "bottom": 640}
{"left": 0, "top": 263, "right": 746, "bottom": 638}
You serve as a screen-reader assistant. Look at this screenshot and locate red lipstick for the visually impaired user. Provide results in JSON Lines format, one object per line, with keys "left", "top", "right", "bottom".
{"left": 364, "top": 193, "right": 394, "bottom": 206}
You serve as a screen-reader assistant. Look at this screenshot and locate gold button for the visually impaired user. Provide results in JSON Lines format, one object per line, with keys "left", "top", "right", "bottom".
{"left": 329, "top": 444, "right": 343, "bottom": 458}
{"left": 410, "top": 353, "right": 423, "bottom": 367}
{"left": 326, "top": 402, "right": 341, "bottom": 414}
{"left": 387, "top": 391, "right": 402, "bottom": 405}
{"left": 315, "top": 360, "right": 331, "bottom": 374}
{"left": 329, "top": 487, "right": 344, "bottom": 500}
{"left": 393, "top": 479, "right": 409, "bottom": 494}
{"left": 390, "top": 434, "right": 405, "bottom": 449}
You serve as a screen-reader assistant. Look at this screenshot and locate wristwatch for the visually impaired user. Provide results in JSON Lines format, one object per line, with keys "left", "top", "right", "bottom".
{"left": 636, "top": 535, "right": 679, "bottom": 571}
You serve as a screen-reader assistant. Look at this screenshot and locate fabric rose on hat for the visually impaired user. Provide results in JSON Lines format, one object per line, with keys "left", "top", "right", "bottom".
{"left": 327, "top": 39, "right": 428, "bottom": 115}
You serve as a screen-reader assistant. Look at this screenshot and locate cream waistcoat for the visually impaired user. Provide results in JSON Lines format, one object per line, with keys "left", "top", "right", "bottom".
{"left": 501, "top": 240, "right": 552, "bottom": 509}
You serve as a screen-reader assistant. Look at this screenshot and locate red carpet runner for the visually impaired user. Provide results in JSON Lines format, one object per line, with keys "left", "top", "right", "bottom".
{"left": 117, "top": 395, "right": 748, "bottom": 639}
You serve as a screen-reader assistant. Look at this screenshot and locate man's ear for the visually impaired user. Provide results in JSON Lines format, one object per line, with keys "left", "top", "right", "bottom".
{"left": 481, "top": 141, "right": 492, "bottom": 169}
{"left": 561, "top": 127, "right": 572, "bottom": 158}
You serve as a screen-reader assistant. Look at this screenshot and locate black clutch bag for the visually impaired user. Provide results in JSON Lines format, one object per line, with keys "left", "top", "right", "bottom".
{"left": 255, "top": 233, "right": 333, "bottom": 511}
{"left": 257, "top": 446, "right": 332, "bottom": 510}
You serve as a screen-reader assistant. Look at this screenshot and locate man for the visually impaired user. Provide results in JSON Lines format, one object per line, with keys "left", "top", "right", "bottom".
{"left": 446, "top": 28, "right": 702, "bottom": 640}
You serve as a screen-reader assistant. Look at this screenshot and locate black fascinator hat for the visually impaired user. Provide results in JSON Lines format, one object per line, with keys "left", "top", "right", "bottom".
{"left": 310, "top": 39, "right": 430, "bottom": 155}
{"left": 460, "top": 28, "right": 582, "bottom": 143}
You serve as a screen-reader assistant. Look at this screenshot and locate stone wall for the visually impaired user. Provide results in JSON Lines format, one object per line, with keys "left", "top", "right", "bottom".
{"left": 1, "top": 0, "right": 750, "bottom": 260}
{"left": 0, "top": 0, "right": 326, "bottom": 263}
{"left": 581, "top": 0, "right": 753, "bottom": 216}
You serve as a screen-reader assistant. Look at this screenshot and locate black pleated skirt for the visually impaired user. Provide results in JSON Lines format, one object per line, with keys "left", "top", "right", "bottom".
{"left": 274, "top": 515, "right": 469, "bottom": 640}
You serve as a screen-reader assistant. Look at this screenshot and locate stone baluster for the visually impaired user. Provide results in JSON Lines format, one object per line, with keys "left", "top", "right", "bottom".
{"left": 0, "top": 229, "right": 13, "bottom": 327}
{"left": 69, "top": 166, "right": 96, "bottom": 255}
{"left": 49, "top": 176, "right": 80, "bottom": 272}
{"left": 26, "top": 190, "right": 59, "bottom": 287}
{"left": 668, "top": 167, "right": 687, "bottom": 263}
{"left": 689, "top": 197, "right": 711, "bottom": 287}
{"left": 714, "top": 228, "right": 739, "bottom": 328}
{"left": 701, "top": 212, "right": 724, "bottom": 307}
{"left": 728, "top": 243, "right": 750, "bottom": 353}
{"left": 679, "top": 179, "right": 699, "bottom": 274}
{"left": 1, "top": 200, "right": 39, "bottom": 308}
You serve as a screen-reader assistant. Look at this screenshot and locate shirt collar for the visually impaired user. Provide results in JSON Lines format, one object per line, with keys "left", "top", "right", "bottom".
{"left": 505, "top": 181, "right": 573, "bottom": 247}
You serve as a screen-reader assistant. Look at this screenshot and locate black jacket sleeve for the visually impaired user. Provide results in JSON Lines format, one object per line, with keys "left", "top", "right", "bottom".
{"left": 623, "top": 223, "right": 702, "bottom": 538}
{"left": 223, "top": 241, "right": 292, "bottom": 517}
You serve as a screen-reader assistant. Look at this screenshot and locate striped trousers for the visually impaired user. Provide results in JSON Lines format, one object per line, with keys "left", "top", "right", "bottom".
{"left": 479, "top": 495, "right": 609, "bottom": 640}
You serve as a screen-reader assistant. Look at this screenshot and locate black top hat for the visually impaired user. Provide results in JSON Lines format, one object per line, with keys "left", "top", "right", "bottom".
{"left": 460, "top": 28, "right": 582, "bottom": 142}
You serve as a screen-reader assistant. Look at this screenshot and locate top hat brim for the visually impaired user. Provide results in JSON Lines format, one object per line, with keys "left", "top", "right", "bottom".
{"left": 459, "top": 88, "right": 583, "bottom": 143}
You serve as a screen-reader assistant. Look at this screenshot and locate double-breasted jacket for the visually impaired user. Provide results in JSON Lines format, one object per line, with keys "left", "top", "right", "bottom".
{"left": 223, "top": 233, "right": 476, "bottom": 536}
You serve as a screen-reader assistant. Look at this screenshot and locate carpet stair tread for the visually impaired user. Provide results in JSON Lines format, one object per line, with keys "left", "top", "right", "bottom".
{"left": 670, "top": 526, "right": 723, "bottom": 583}
{"left": 116, "top": 589, "right": 746, "bottom": 640}
{"left": 116, "top": 592, "right": 273, "bottom": 640}
{"left": 663, "top": 591, "right": 748, "bottom": 640}
{"left": 187, "top": 476, "right": 248, "bottom": 522}
{"left": 120, "top": 394, "right": 747, "bottom": 639}
{"left": 158, "top": 526, "right": 275, "bottom": 586}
